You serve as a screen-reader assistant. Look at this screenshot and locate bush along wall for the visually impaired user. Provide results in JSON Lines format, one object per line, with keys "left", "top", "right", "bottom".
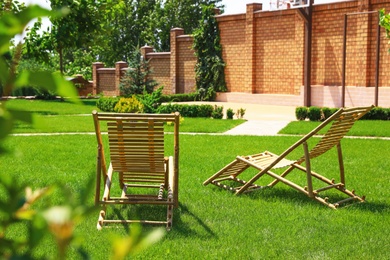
{"left": 295, "top": 106, "right": 390, "bottom": 121}
{"left": 96, "top": 96, "right": 224, "bottom": 118}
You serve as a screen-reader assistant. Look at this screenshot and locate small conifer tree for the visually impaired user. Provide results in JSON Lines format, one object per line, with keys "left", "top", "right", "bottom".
{"left": 120, "top": 48, "right": 158, "bottom": 95}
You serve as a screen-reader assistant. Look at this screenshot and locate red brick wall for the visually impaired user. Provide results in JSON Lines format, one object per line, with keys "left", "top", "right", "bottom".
{"left": 218, "top": 15, "right": 247, "bottom": 92}
{"left": 93, "top": 0, "right": 390, "bottom": 107}
{"left": 147, "top": 52, "right": 171, "bottom": 95}
{"left": 253, "top": 11, "right": 304, "bottom": 95}
{"left": 177, "top": 36, "right": 196, "bottom": 93}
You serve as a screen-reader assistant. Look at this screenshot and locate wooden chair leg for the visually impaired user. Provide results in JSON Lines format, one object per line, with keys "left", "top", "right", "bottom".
{"left": 166, "top": 204, "right": 173, "bottom": 231}
{"left": 97, "top": 207, "right": 106, "bottom": 230}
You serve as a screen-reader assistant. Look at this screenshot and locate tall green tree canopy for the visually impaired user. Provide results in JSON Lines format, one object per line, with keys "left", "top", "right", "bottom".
{"left": 96, "top": 0, "right": 158, "bottom": 65}
{"left": 22, "top": 0, "right": 224, "bottom": 79}
{"left": 153, "top": 0, "right": 224, "bottom": 51}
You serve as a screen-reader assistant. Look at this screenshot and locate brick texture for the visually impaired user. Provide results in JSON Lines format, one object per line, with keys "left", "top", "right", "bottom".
{"left": 93, "top": 0, "right": 390, "bottom": 107}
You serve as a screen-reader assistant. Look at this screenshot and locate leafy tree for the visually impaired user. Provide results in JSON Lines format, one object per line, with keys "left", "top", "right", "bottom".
{"left": 96, "top": 0, "right": 158, "bottom": 66}
{"left": 23, "top": 0, "right": 101, "bottom": 75}
{"left": 193, "top": 4, "right": 226, "bottom": 101}
{"left": 50, "top": 0, "right": 100, "bottom": 74}
{"left": 379, "top": 9, "right": 390, "bottom": 53}
{"left": 119, "top": 48, "right": 158, "bottom": 95}
{"left": 153, "top": 0, "right": 224, "bottom": 51}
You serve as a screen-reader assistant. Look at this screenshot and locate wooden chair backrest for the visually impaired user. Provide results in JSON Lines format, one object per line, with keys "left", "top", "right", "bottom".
{"left": 93, "top": 111, "right": 180, "bottom": 186}
{"left": 296, "top": 106, "right": 373, "bottom": 163}
{"left": 107, "top": 119, "right": 165, "bottom": 176}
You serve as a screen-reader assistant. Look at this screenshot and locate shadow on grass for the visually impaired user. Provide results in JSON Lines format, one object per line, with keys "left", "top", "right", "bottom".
{"left": 243, "top": 186, "right": 389, "bottom": 213}
{"left": 104, "top": 203, "right": 216, "bottom": 238}
{"left": 81, "top": 99, "right": 98, "bottom": 107}
{"left": 34, "top": 111, "right": 59, "bottom": 115}
{"left": 172, "top": 203, "right": 216, "bottom": 238}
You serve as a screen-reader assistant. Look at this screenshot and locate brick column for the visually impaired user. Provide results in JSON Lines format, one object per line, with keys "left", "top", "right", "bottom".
{"left": 115, "top": 61, "right": 128, "bottom": 96}
{"left": 245, "top": 3, "right": 262, "bottom": 93}
{"left": 92, "top": 62, "right": 104, "bottom": 95}
{"left": 140, "top": 45, "right": 154, "bottom": 59}
{"left": 170, "top": 28, "right": 185, "bottom": 94}
{"left": 358, "top": 0, "right": 371, "bottom": 87}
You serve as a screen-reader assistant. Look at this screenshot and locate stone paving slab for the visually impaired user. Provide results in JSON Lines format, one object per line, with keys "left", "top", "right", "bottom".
{"left": 177, "top": 101, "right": 297, "bottom": 136}
{"left": 224, "top": 120, "right": 291, "bottom": 136}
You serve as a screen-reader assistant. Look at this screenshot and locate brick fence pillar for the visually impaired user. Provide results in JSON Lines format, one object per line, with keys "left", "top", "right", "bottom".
{"left": 115, "top": 61, "right": 128, "bottom": 96}
{"left": 170, "top": 28, "right": 185, "bottom": 94}
{"left": 245, "top": 3, "right": 262, "bottom": 93}
{"left": 140, "top": 45, "right": 154, "bottom": 59}
{"left": 358, "top": 0, "right": 372, "bottom": 87}
{"left": 92, "top": 62, "right": 104, "bottom": 95}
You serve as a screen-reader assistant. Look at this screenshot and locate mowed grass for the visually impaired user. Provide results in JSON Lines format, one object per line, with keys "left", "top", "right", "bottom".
{"left": 1, "top": 134, "right": 389, "bottom": 259}
{"left": 6, "top": 99, "right": 245, "bottom": 133}
{"left": 1, "top": 100, "right": 389, "bottom": 259}
{"left": 280, "top": 120, "right": 390, "bottom": 137}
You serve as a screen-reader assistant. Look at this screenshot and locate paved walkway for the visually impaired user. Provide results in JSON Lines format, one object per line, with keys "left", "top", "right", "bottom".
{"left": 179, "top": 102, "right": 297, "bottom": 136}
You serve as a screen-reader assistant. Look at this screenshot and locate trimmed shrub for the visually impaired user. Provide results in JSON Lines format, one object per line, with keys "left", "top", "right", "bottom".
{"left": 160, "top": 93, "right": 200, "bottom": 103}
{"left": 226, "top": 108, "right": 235, "bottom": 119}
{"left": 295, "top": 106, "right": 308, "bottom": 121}
{"left": 362, "top": 107, "right": 388, "bottom": 120}
{"left": 96, "top": 97, "right": 120, "bottom": 112}
{"left": 138, "top": 87, "right": 163, "bottom": 113}
{"left": 385, "top": 108, "right": 390, "bottom": 120}
{"left": 296, "top": 106, "right": 389, "bottom": 121}
{"left": 113, "top": 97, "right": 144, "bottom": 113}
{"left": 211, "top": 105, "right": 223, "bottom": 119}
{"left": 157, "top": 104, "right": 213, "bottom": 117}
{"left": 307, "top": 106, "right": 322, "bottom": 121}
{"left": 321, "top": 107, "right": 332, "bottom": 121}
{"left": 330, "top": 108, "right": 339, "bottom": 115}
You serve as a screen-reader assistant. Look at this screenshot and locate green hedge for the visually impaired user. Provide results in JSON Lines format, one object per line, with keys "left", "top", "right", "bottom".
{"left": 96, "top": 96, "right": 224, "bottom": 118}
{"left": 160, "top": 93, "right": 200, "bottom": 103}
{"left": 296, "top": 106, "right": 390, "bottom": 121}
{"left": 96, "top": 97, "right": 120, "bottom": 112}
{"left": 157, "top": 103, "right": 214, "bottom": 118}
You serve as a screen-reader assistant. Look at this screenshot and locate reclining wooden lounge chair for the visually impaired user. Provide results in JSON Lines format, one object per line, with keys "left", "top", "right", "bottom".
{"left": 204, "top": 106, "right": 373, "bottom": 209}
{"left": 93, "top": 111, "right": 179, "bottom": 230}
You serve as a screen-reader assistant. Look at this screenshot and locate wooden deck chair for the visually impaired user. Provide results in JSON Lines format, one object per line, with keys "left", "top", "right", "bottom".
{"left": 92, "top": 111, "right": 180, "bottom": 230}
{"left": 204, "top": 106, "right": 373, "bottom": 209}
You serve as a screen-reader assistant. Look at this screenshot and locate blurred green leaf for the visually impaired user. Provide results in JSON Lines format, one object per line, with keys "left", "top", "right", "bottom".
{"left": 110, "top": 225, "right": 165, "bottom": 260}
{"left": 15, "top": 71, "right": 80, "bottom": 103}
{"left": 0, "top": 5, "right": 69, "bottom": 51}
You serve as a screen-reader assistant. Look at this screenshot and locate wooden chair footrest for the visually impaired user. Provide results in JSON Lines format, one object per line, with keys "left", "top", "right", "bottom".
{"left": 100, "top": 198, "right": 174, "bottom": 205}
{"left": 334, "top": 196, "right": 364, "bottom": 207}
{"left": 315, "top": 183, "right": 344, "bottom": 193}
{"left": 102, "top": 219, "right": 169, "bottom": 225}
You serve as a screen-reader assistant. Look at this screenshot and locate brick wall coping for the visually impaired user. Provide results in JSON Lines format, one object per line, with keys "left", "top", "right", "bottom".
{"left": 97, "top": 67, "right": 115, "bottom": 70}
{"left": 147, "top": 52, "right": 170, "bottom": 58}
{"left": 215, "top": 14, "right": 245, "bottom": 22}
{"left": 97, "top": 68, "right": 115, "bottom": 72}
{"left": 254, "top": 9, "right": 295, "bottom": 18}
{"left": 177, "top": 34, "right": 191, "bottom": 39}
{"left": 177, "top": 36, "right": 193, "bottom": 42}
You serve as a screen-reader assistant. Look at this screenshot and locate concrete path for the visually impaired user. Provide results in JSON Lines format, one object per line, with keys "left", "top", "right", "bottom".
{"left": 178, "top": 102, "right": 297, "bottom": 136}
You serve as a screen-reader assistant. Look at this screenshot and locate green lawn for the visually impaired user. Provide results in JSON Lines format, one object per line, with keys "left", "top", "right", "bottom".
{"left": 6, "top": 99, "right": 245, "bottom": 134}
{"left": 280, "top": 120, "right": 390, "bottom": 137}
{"left": 1, "top": 100, "right": 389, "bottom": 259}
